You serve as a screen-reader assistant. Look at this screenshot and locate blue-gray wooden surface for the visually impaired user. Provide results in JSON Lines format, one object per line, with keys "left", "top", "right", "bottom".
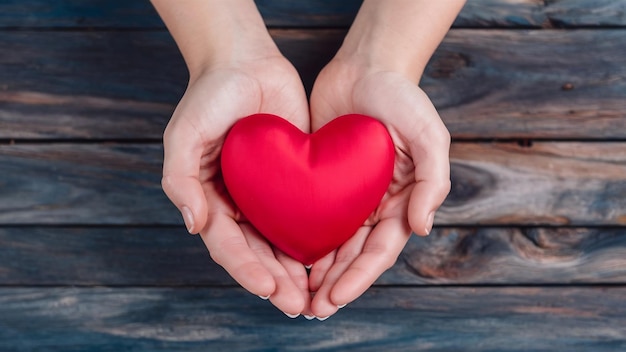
{"left": 1, "top": 0, "right": 626, "bottom": 351}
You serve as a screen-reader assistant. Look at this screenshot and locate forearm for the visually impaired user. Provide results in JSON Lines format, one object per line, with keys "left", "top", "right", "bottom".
{"left": 151, "top": 0, "right": 279, "bottom": 79}
{"left": 337, "top": 0, "right": 466, "bottom": 82}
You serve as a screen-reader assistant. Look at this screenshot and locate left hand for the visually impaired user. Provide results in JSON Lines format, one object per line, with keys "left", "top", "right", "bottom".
{"left": 306, "top": 57, "right": 451, "bottom": 319}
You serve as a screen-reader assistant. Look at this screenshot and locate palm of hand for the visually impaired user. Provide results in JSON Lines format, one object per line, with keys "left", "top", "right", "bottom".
{"left": 165, "top": 56, "right": 309, "bottom": 225}
{"left": 162, "top": 56, "right": 313, "bottom": 315}
{"left": 306, "top": 63, "right": 451, "bottom": 317}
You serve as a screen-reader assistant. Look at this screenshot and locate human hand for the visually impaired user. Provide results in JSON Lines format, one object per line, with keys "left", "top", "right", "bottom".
{"left": 306, "top": 59, "right": 451, "bottom": 319}
{"left": 302, "top": 0, "right": 463, "bottom": 320}
{"left": 154, "top": 0, "right": 311, "bottom": 317}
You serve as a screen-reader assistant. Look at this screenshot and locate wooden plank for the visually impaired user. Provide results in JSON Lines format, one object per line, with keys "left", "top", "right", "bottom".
{"left": 0, "top": 287, "right": 625, "bottom": 350}
{"left": 6, "top": 0, "right": 625, "bottom": 29}
{"left": 0, "top": 227, "right": 232, "bottom": 286}
{"left": 1, "top": 227, "right": 625, "bottom": 286}
{"left": 1, "top": 30, "right": 625, "bottom": 140}
{"left": 455, "top": 0, "right": 548, "bottom": 28}
{"left": 1, "top": 142, "right": 625, "bottom": 225}
{"left": 0, "top": 144, "right": 179, "bottom": 225}
{"left": 546, "top": 0, "right": 626, "bottom": 27}
{"left": 255, "top": 0, "right": 361, "bottom": 27}
{"left": 425, "top": 30, "right": 626, "bottom": 139}
{"left": 0, "top": 0, "right": 166, "bottom": 29}
{"left": 0, "top": 0, "right": 550, "bottom": 29}
{"left": 440, "top": 142, "right": 626, "bottom": 225}
{"left": 384, "top": 227, "right": 626, "bottom": 285}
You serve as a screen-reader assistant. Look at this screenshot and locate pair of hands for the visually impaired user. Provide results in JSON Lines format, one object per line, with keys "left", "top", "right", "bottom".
{"left": 161, "top": 51, "right": 451, "bottom": 319}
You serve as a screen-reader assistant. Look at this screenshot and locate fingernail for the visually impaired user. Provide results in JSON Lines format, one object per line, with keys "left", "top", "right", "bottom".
{"left": 304, "top": 315, "right": 315, "bottom": 320}
{"left": 285, "top": 312, "right": 300, "bottom": 319}
{"left": 305, "top": 264, "right": 312, "bottom": 269}
{"left": 425, "top": 211, "right": 435, "bottom": 235}
{"left": 258, "top": 295, "right": 270, "bottom": 300}
{"left": 337, "top": 304, "right": 347, "bottom": 309}
{"left": 181, "top": 206, "right": 195, "bottom": 233}
{"left": 316, "top": 316, "right": 329, "bottom": 321}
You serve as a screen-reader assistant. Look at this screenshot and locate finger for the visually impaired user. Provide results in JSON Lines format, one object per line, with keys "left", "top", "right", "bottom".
{"left": 308, "top": 250, "right": 336, "bottom": 293}
{"left": 162, "top": 120, "right": 208, "bottom": 234}
{"left": 200, "top": 214, "right": 275, "bottom": 298}
{"left": 240, "top": 224, "right": 306, "bottom": 317}
{"left": 407, "top": 114, "right": 451, "bottom": 236}
{"left": 330, "top": 218, "right": 411, "bottom": 306}
{"left": 310, "top": 226, "right": 371, "bottom": 319}
{"left": 352, "top": 76, "right": 451, "bottom": 236}
{"left": 274, "top": 248, "right": 311, "bottom": 317}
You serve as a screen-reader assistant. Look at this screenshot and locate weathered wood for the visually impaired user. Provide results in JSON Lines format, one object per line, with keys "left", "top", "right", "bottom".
{"left": 426, "top": 30, "right": 626, "bottom": 139}
{"left": 0, "top": 0, "right": 166, "bottom": 29}
{"left": 385, "top": 227, "right": 626, "bottom": 285}
{"left": 1, "top": 226, "right": 626, "bottom": 286}
{"left": 255, "top": 0, "right": 361, "bottom": 27}
{"left": 441, "top": 142, "right": 626, "bottom": 225}
{"left": 0, "top": 0, "right": 551, "bottom": 29}
{"left": 5, "top": 0, "right": 625, "bottom": 29}
{"left": 455, "top": 0, "right": 548, "bottom": 28}
{"left": 1, "top": 142, "right": 625, "bottom": 225}
{"left": 0, "top": 144, "right": 179, "bottom": 224}
{"left": 0, "top": 287, "right": 625, "bottom": 351}
{"left": 546, "top": 0, "right": 626, "bottom": 27}
{"left": 0, "top": 227, "right": 231, "bottom": 286}
{"left": 1, "top": 30, "right": 625, "bottom": 140}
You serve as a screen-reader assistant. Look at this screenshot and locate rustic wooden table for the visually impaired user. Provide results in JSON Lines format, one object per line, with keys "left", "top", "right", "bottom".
{"left": 1, "top": 0, "right": 626, "bottom": 351}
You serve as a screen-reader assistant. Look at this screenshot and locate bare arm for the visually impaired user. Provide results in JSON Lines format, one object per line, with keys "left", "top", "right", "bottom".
{"left": 337, "top": 0, "right": 466, "bottom": 82}
{"left": 150, "top": 0, "right": 280, "bottom": 80}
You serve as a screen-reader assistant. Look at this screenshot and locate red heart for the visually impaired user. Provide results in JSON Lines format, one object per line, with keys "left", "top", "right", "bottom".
{"left": 221, "top": 113, "right": 395, "bottom": 265}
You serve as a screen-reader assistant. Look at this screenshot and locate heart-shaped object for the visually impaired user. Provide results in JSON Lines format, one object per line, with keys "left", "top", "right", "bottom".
{"left": 221, "top": 113, "right": 395, "bottom": 265}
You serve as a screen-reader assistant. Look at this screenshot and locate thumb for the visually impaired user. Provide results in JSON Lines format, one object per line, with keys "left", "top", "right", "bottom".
{"left": 407, "top": 114, "right": 451, "bottom": 236}
{"left": 161, "top": 122, "right": 208, "bottom": 234}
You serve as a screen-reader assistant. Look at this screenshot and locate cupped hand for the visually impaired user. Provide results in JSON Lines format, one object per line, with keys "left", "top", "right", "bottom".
{"left": 161, "top": 54, "right": 311, "bottom": 317}
{"left": 307, "top": 58, "right": 452, "bottom": 318}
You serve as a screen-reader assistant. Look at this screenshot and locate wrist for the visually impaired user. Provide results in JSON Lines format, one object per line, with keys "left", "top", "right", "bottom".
{"left": 335, "top": 0, "right": 465, "bottom": 83}
{"left": 335, "top": 16, "right": 427, "bottom": 83}
{"left": 152, "top": 0, "right": 281, "bottom": 81}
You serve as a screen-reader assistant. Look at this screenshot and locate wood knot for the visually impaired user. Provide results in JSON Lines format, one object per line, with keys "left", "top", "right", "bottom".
{"left": 428, "top": 52, "right": 470, "bottom": 79}
{"left": 445, "top": 163, "right": 496, "bottom": 207}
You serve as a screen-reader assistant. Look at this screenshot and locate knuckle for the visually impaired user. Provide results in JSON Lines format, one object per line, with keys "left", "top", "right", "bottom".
{"left": 160, "top": 175, "right": 175, "bottom": 196}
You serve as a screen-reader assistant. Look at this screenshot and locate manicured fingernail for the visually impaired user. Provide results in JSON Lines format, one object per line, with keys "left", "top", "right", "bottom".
{"left": 316, "top": 316, "right": 329, "bottom": 321}
{"left": 337, "top": 304, "right": 347, "bottom": 309}
{"left": 258, "top": 295, "right": 270, "bottom": 300}
{"left": 285, "top": 312, "right": 300, "bottom": 319}
{"left": 304, "top": 315, "right": 315, "bottom": 320}
{"left": 425, "top": 211, "right": 435, "bottom": 235}
{"left": 305, "top": 264, "right": 312, "bottom": 269}
{"left": 181, "top": 206, "right": 195, "bottom": 233}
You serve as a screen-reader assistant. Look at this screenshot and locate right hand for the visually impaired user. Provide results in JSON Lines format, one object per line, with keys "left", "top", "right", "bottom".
{"left": 161, "top": 54, "right": 311, "bottom": 317}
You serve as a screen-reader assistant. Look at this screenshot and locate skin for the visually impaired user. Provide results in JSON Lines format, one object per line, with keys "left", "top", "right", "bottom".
{"left": 151, "top": 0, "right": 465, "bottom": 319}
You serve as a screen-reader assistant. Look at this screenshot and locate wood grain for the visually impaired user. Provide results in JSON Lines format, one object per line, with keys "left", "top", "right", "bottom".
{"left": 1, "top": 30, "right": 625, "bottom": 140}
{"left": 0, "top": 287, "right": 625, "bottom": 351}
{"left": 4, "top": 0, "right": 624, "bottom": 29}
{"left": 0, "top": 0, "right": 166, "bottom": 29}
{"left": 426, "top": 30, "right": 626, "bottom": 139}
{"left": 2, "top": 142, "right": 625, "bottom": 225}
{"left": 1, "top": 226, "right": 625, "bottom": 286}
{"left": 386, "top": 227, "right": 626, "bottom": 285}
{"left": 0, "top": 144, "right": 179, "bottom": 225}
{"left": 546, "top": 0, "right": 626, "bottom": 27}
{"left": 0, "top": 227, "right": 231, "bottom": 286}
{"left": 455, "top": 0, "right": 548, "bottom": 28}
{"left": 441, "top": 142, "right": 626, "bottom": 225}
